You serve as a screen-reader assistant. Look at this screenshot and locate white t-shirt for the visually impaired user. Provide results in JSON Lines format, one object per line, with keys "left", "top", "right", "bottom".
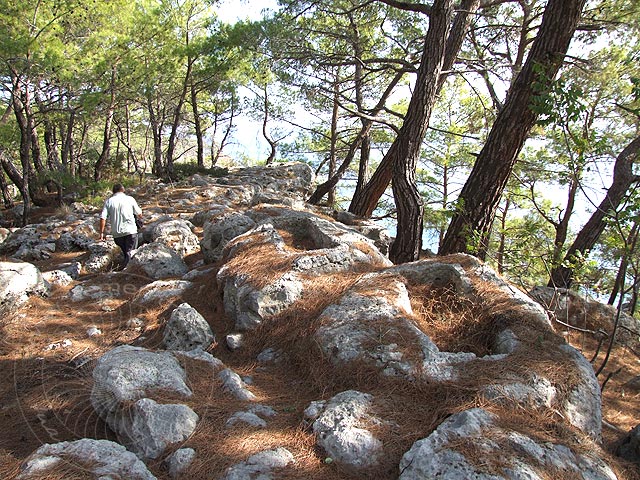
{"left": 100, "top": 192, "right": 142, "bottom": 238}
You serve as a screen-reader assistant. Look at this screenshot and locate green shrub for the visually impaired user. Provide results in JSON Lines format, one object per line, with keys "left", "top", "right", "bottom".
{"left": 169, "top": 162, "right": 229, "bottom": 181}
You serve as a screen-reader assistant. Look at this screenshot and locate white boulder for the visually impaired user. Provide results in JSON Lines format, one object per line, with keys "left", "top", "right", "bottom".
{"left": 18, "top": 438, "right": 156, "bottom": 480}
{"left": 164, "top": 302, "right": 215, "bottom": 352}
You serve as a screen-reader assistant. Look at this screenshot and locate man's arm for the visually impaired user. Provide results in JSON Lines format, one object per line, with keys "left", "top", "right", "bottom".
{"left": 132, "top": 198, "right": 142, "bottom": 215}
{"left": 99, "top": 218, "right": 106, "bottom": 241}
{"left": 99, "top": 201, "right": 109, "bottom": 241}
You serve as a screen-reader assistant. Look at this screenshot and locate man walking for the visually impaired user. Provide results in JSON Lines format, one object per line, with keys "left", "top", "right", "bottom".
{"left": 99, "top": 183, "right": 142, "bottom": 266}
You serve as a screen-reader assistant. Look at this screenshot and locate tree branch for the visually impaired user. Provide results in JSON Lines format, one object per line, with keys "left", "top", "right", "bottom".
{"left": 375, "top": 0, "right": 431, "bottom": 15}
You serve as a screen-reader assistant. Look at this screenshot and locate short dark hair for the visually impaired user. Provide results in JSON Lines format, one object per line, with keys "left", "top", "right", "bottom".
{"left": 112, "top": 183, "right": 125, "bottom": 193}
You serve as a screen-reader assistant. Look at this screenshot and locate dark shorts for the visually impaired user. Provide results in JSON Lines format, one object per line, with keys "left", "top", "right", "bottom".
{"left": 113, "top": 233, "right": 138, "bottom": 265}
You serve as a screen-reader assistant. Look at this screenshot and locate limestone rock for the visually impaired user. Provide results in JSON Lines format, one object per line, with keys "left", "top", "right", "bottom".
{"left": 42, "top": 269, "right": 73, "bottom": 286}
{"left": 218, "top": 368, "right": 257, "bottom": 401}
{"left": 166, "top": 448, "right": 196, "bottom": 479}
{"left": 175, "top": 348, "right": 225, "bottom": 370}
{"left": 560, "top": 343, "right": 603, "bottom": 440}
{"left": 120, "top": 398, "right": 199, "bottom": 459}
{"left": 85, "top": 240, "right": 121, "bottom": 273}
{"left": 68, "top": 284, "right": 113, "bottom": 302}
{"left": 0, "top": 260, "right": 48, "bottom": 316}
{"left": 164, "top": 302, "right": 215, "bottom": 352}
{"left": 220, "top": 270, "right": 303, "bottom": 331}
{"left": 0, "top": 225, "right": 46, "bottom": 256}
{"left": 226, "top": 411, "right": 268, "bottom": 428}
{"left": 132, "top": 279, "right": 193, "bottom": 306}
{"left": 151, "top": 219, "right": 200, "bottom": 257}
{"left": 256, "top": 348, "right": 284, "bottom": 364}
{"left": 55, "top": 220, "right": 98, "bottom": 251}
{"left": 467, "top": 259, "right": 550, "bottom": 327}
{"left": 252, "top": 192, "right": 305, "bottom": 209}
{"left": 190, "top": 205, "right": 231, "bottom": 227}
{"left": 531, "top": 286, "right": 640, "bottom": 349}
{"left": 92, "top": 345, "right": 192, "bottom": 408}
{"left": 398, "top": 408, "right": 616, "bottom": 480}
{"left": 91, "top": 346, "right": 197, "bottom": 459}
{"left": 388, "top": 261, "right": 474, "bottom": 295}
{"left": 18, "top": 438, "right": 156, "bottom": 480}
{"left": 227, "top": 405, "right": 277, "bottom": 429}
{"left": 0, "top": 227, "right": 10, "bottom": 244}
{"left": 315, "top": 272, "right": 469, "bottom": 380}
{"left": 482, "top": 373, "right": 557, "bottom": 409}
{"left": 201, "top": 183, "right": 256, "bottom": 206}
{"left": 226, "top": 333, "right": 244, "bottom": 350}
{"left": 216, "top": 215, "right": 390, "bottom": 331}
{"left": 201, "top": 212, "right": 256, "bottom": 263}
{"left": 56, "top": 261, "right": 82, "bottom": 279}
{"left": 220, "top": 447, "right": 295, "bottom": 480}
{"left": 127, "top": 242, "right": 189, "bottom": 279}
{"left": 305, "top": 390, "right": 383, "bottom": 470}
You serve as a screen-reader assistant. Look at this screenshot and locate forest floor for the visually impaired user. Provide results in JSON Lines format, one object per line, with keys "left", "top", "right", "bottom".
{"left": 0, "top": 197, "right": 638, "bottom": 479}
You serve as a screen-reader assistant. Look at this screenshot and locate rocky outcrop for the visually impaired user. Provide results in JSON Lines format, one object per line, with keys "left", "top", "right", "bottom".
{"left": 0, "top": 260, "right": 48, "bottom": 316}
{"left": 131, "top": 279, "right": 194, "bottom": 306}
{"left": 531, "top": 286, "right": 640, "bottom": 349}
{"left": 216, "top": 210, "right": 391, "bottom": 331}
{"left": 398, "top": 408, "right": 616, "bottom": 480}
{"left": 220, "top": 447, "right": 295, "bottom": 480}
{"left": 91, "top": 345, "right": 198, "bottom": 459}
{"left": 305, "top": 390, "right": 384, "bottom": 470}
{"left": 127, "top": 242, "right": 189, "bottom": 279}
{"left": 17, "top": 439, "right": 156, "bottom": 480}
{"left": 201, "top": 212, "right": 257, "bottom": 263}
{"left": 10, "top": 163, "right": 622, "bottom": 480}
{"left": 150, "top": 219, "right": 200, "bottom": 257}
{"left": 310, "top": 257, "right": 602, "bottom": 440}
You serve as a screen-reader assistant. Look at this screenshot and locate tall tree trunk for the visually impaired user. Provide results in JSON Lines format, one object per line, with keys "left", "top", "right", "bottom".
{"left": 0, "top": 103, "right": 17, "bottom": 208}
{"left": 389, "top": 0, "right": 456, "bottom": 264}
{"left": 24, "top": 90, "right": 44, "bottom": 175}
{"left": 262, "top": 84, "right": 277, "bottom": 165}
{"left": 147, "top": 94, "right": 165, "bottom": 177}
{"left": 124, "top": 103, "right": 132, "bottom": 172}
{"left": 115, "top": 107, "right": 140, "bottom": 175}
{"left": 166, "top": 56, "right": 194, "bottom": 178}
{"left": 496, "top": 197, "right": 511, "bottom": 274}
{"left": 439, "top": 0, "right": 587, "bottom": 258}
{"left": 307, "top": 71, "right": 404, "bottom": 205}
{"left": 349, "top": 12, "right": 369, "bottom": 202}
{"left": 11, "top": 73, "right": 35, "bottom": 225}
{"left": 349, "top": 0, "right": 481, "bottom": 217}
{"left": 62, "top": 108, "right": 76, "bottom": 175}
{"left": 94, "top": 65, "right": 117, "bottom": 182}
{"left": 549, "top": 135, "right": 640, "bottom": 288}
{"left": 327, "top": 73, "right": 340, "bottom": 205}
{"left": 43, "top": 122, "right": 60, "bottom": 171}
{"left": 0, "top": 169, "right": 14, "bottom": 209}
{"left": 35, "top": 90, "right": 61, "bottom": 172}
{"left": 0, "top": 147, "right": 21, "bottom": 209}
{"left": 552, "top": 176, "right": 579, "bottom": 265}
{"left": 77, "top": 120, "right": 88, "bottom": 177}
{"left": 354, "top": 135, "right": 371, "bottom": 200}
{"left": 438, "top": 162, "right": 449, "bottom": 248}
{"left": 608, "top": 220, "right": 639, "bottom": 305}
{"left": 191, "top": 81, "right": 204, "bottom": 169}
{"left": 211, "top": 94, "right": 236, "bottom": 167}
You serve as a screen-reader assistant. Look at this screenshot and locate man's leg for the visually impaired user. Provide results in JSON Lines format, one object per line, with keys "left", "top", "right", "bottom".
{"left": 113, "top": 236, "right": 127, "bottom": 266}
{"left": 121, "top": 233, "right": 137, "bottom": 266}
